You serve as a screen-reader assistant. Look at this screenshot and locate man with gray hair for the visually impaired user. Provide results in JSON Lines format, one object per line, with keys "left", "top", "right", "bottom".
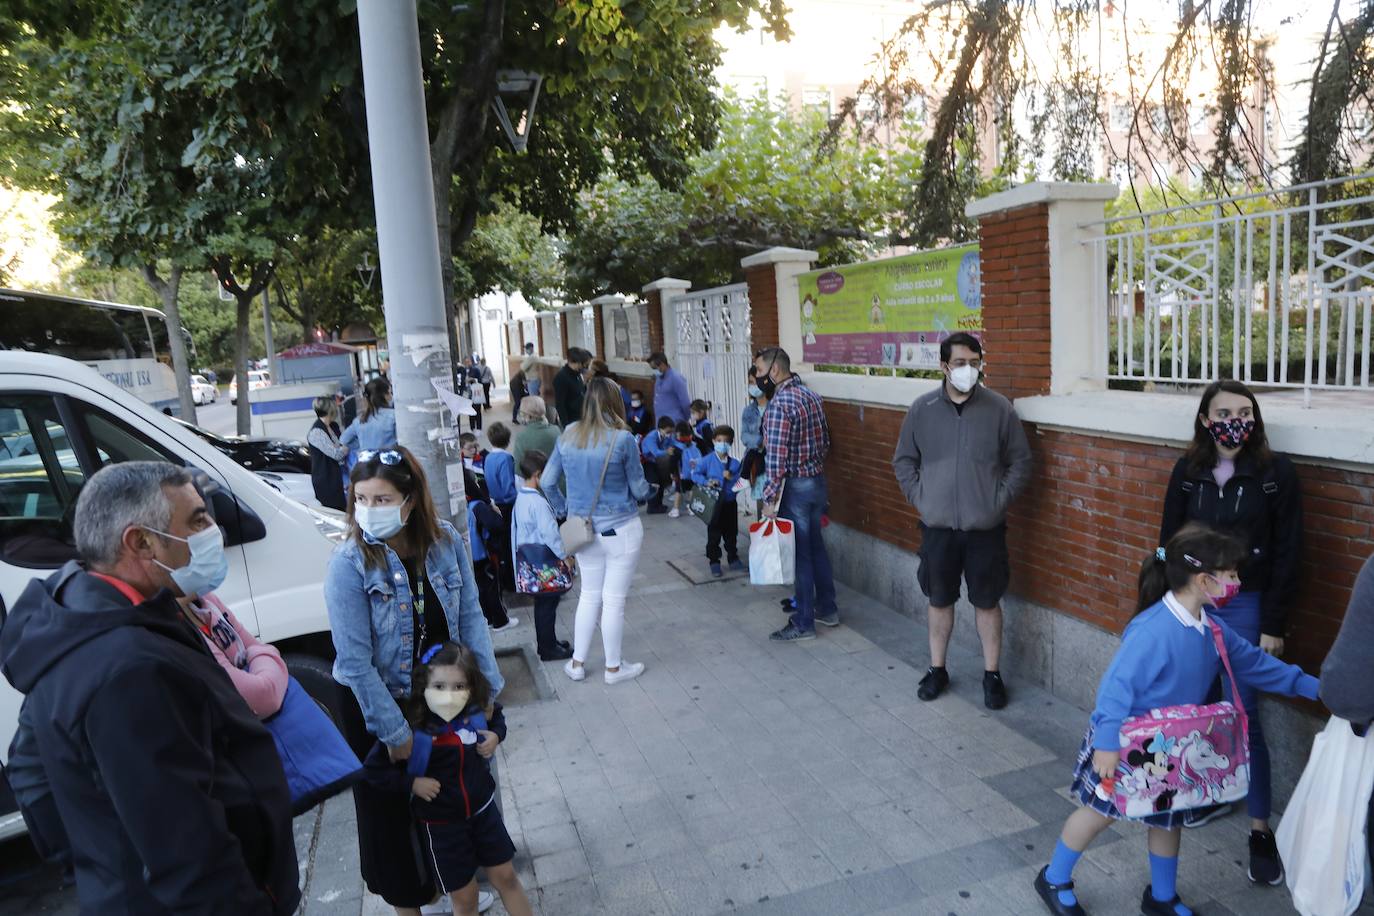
{"left": 0, "top": 461, "right": 300, "bottom": 914}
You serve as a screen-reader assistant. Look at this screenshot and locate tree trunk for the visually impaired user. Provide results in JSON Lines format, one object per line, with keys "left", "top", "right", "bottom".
{"left": 142, "top": 264, "right": 198, "bottom": 424}
{"left": 234, "top": 293, "right": 253, "bottom": 436}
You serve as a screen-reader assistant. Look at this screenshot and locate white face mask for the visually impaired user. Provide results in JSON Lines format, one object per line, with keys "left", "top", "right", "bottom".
{"left": 147, "top": 525, "right": 228, "bottom": 598}
{"left": 424, "top": 686, "right": 471, "bottom": 722}
{"left": 355, "top": 499, "right": 408, "bottom": 540}
{"left": 948, "top": 365, "right": 980, "bottom": 393}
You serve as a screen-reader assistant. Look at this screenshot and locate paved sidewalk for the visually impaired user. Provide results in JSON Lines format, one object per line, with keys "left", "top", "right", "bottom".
{"left": 422, "top": 507, "right": 1310, "bottom": 916}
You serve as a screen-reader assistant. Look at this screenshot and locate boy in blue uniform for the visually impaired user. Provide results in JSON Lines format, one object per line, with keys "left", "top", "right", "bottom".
{"left": 691, "top": 425, "right": 743, "bottom": 577}
{"left": 640, "top": 416, "right": 678, "bottom": 514}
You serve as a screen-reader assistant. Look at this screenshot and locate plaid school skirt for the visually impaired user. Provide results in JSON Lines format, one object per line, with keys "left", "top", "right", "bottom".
{"left": 1070, "top": 727, "right": 1189, "bottom": 830}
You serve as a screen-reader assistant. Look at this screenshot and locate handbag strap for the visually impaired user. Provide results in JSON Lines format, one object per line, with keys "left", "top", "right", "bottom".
{"left": 1207, "top": 617, "right": 1249, "bottom": 722}
{"left": 585, "top": 432, "right": 617, "bottom": 517}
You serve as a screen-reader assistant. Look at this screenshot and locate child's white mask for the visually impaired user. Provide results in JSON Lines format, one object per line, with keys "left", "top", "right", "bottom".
{"left": 424, "top": 687, "right": 471, "bottom": 722}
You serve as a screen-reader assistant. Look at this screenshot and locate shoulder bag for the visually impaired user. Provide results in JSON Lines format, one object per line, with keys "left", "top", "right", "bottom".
{"left": 1108, "top": 618, "right": 1250, "bottom": 818}
{"left": 557, "top": 433, "right": 616, "bottom": 554}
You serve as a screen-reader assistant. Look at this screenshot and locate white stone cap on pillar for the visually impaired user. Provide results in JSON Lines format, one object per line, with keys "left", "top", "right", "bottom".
{"left": 641, "top": 278, "right": 691, "bottom": 294}
{"left": 590, "top": 294, "right": 627, "bottom": 307}
{"left": 739, "top": 247, "right": 819, "bottom": 268}
{"left": 965, "top": 181, "right": 1118, "bottom": 219}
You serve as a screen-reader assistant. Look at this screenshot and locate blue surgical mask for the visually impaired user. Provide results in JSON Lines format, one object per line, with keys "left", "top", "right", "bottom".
{"left": 149, "top": 525, "right": 228, "bottom": 598}
{"left": 748, "top": 385, "right": 763, "bottom": 398}
{"left": 356, "top": 500, "right": 408, "bottom": 540}
{"left": 713, "top": 441, "right": 729, "bottom": 455}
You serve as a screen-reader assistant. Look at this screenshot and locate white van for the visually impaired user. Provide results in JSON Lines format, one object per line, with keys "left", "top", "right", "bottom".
{"left": 0, "top": 352, "right": 346, "bottom": 841}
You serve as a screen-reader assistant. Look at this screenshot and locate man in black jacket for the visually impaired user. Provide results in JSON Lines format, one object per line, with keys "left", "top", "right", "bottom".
{"left": 0, "top": 461, "right": 299, "bottom": 915}
{"left": 553, "top": 347, "right": 591, "bottom": 428}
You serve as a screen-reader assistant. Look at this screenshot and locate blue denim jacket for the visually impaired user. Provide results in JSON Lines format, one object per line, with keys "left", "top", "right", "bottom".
{"left": 340, "top": 407, "right": 397, "bottom": 452}
{"left": 324, "top": 520, "right": 504, "bottom": 748}
{"left": 542, "top": 427, "right": 649, "bottom": 521}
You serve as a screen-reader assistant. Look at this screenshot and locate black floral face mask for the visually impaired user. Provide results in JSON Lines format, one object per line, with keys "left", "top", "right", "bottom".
{"left": 1208, "top": 417, "right": 1255, "bottom": 449}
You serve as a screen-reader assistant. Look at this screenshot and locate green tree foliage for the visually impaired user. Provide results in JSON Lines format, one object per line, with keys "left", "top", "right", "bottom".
{"left": 564, "top": 95, "right": 921, "bottom": 297}
{"left": 452, "top": 199, "right": 566, "bottom": 309}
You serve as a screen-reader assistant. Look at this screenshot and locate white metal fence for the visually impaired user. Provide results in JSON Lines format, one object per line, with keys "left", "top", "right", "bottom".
{"left": 608, "top": 302, "right": 652, "bottom": 361}
{"left": 564, "top": 306, "right": 596, "bottom": 354}
{"left": 538, "top": 313, "right": 562, "bottom": 360}
{"left": 1084, "top": 173, "right": 1374, "bottom": 395}
{"left": 672, "top": 283, "right": 752, "bottom": 456}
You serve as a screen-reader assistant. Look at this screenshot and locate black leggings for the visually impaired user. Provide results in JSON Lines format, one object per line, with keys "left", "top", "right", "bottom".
{"left": 472, "top": 558, "right": 509, "bottom": 628}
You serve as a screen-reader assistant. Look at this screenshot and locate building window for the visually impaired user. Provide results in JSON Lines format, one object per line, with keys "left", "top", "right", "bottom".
{"left": 802, "top": 88, "right": 832, "bottom": 119}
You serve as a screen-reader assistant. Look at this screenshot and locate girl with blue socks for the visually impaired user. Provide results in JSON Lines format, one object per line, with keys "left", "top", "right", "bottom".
{"left": 1034, "top": 524, "right": 1320, "bottom": 916}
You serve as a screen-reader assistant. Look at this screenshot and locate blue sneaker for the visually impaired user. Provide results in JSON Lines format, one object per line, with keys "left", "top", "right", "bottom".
{"left": 709, "top": 562, "right": 723, "bottom": 578}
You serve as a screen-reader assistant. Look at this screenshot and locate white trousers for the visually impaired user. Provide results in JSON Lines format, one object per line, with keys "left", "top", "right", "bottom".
{"left": 572, "top": 516, "right": 644, "bottom": 669}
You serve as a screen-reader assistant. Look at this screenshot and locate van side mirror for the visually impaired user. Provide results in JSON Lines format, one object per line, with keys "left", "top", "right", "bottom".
{"left": 190, "top": 470, "right": 267, "bottom": 547}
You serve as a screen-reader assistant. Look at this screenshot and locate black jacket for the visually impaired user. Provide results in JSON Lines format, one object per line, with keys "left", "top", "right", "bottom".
{"left": 0, "top": 563, "right": 300, "bottom": 915}
{"left": 363, "top": 703, "right": 507, "bottom": 821}
{"left": 553, "top": 365, "right": 585, "bottom": 429}
{"left": 1159, "top": 452, "right": 1303, "bottom": 637}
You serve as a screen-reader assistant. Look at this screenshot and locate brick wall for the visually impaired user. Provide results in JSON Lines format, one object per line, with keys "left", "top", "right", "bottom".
{"left": 644, "top": 291, "right": 666, "bottom": 355}
{"left": 536, "top": 320, "right": 546, "bottom": 356}
{"left": 744, "top": 264, "right": 780, "bottom": 351}
{"left": 977, "top": 203, "right": 1051, "bottom": 400}
{"left": 560, "top": 315, "right": 570, "bottom": 356}
{"left": 821, "top": 399, "right": 1374, "bottom": 673}
{"left": 593, "top": 305, "right": 607, "bottom": 360}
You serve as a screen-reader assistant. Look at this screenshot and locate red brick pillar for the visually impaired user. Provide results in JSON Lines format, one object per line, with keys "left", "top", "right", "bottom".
{"left": 640, "top": 278, "right": 690, "bottom": 359}
{"left": 965, "top": 183, "right": 1117, "bottom": 398}
{"left": 535, "top": 318, "right": 545, "bottom": 356}
{"left": 739, "top": 248, "right": 818, "bottom": 361}
{"left": 559, "top": 312, "right": 571, "bottom": 357}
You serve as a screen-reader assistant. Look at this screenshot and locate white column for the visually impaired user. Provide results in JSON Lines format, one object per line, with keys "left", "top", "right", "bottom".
{"left": 642, "top": 277, "right": 691, "bottom": 361}
{"left": 356, "top": 0, "right": 463, "bottom": 521}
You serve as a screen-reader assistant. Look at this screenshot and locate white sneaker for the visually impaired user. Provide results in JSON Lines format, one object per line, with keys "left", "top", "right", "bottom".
{"left": 732, "top": 478, "right": 749, "bottom": 493}
{"left": 422, "top": 890, "right": 493, "bottom": 914}
{"left": 668, "top": 508, "right": 681, "bottom": 518}
{"left": 605, "top": 662, "right": 645, "bottom": 685}
{"left": 491, "top": 617, "right": 520, "bottom": 633}
{"left": 564, "top": 660, "right": 586, "bottom": 681}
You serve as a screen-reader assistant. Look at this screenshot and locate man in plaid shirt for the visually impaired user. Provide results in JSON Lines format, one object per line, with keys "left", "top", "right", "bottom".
{"left": 755, "top": 347, "right": 838, "bottom": 641}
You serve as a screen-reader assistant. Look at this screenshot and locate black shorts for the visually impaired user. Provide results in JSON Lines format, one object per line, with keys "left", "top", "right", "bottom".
{"left": 419, "top": 800, "right": 517, "bottom": 893}
{"left": 916, "top": 523, "right": 1010, "bottom": 609}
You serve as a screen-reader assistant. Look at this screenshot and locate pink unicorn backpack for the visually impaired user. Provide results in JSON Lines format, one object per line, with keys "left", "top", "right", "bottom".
{"left": 1103, "top": 618, "right": 1251, "bottom": 818}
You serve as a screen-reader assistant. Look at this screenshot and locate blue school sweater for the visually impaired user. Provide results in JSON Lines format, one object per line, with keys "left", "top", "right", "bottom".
{"left": 691, "top": 452, "right": 742, "bottom": 502}
{"left": 484, "top": 449, "right": 517, "bottom": 504}
{"left": 1089, "top": 593, "right": 1320, "bottom": 751}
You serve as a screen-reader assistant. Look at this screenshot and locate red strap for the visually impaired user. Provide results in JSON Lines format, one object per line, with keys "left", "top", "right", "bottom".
{"left": 1208, "top": 617, "right": 1249, "bottom": 723}
{"left": 89, "top": 572, "right": 146, "bottom": 606}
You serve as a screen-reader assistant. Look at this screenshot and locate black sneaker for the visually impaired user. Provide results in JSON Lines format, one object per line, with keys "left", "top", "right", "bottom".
{"left": 538, "top": 644, "right": 573, "bottom": 662}
{"left": 779, "top": 597, "right": 795, "bottom": 612}
{"left": 983, "top": 671, "right": 1008, "bottom": 710}
{"left": 815, "top": 612, "right": 840, "bottom": 628}
{"left": 917, "top": 667, "right": 949, "bottom": 701}
{"left": 769, "top": 623, "right": 816, "bottom": 643}
{"left": 1248, "top": 830, "right": 1283, "bottom": 885}
{"left": 1181, "top": 802, "right": 1232, "bottom": 828}
{"left": 647, "top": 504, "right": 668, "bottom": 515}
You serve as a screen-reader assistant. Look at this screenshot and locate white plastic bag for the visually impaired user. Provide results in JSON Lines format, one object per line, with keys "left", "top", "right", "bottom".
{"left": 1275, "top": 716, "right": 1374, "bottom": 916}
{"left": 748, "top": 518, "right": 795, "bottom": 586}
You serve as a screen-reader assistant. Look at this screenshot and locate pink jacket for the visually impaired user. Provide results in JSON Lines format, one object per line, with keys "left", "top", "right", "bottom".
{"left": 188, "top": 594, "right": 289, "bottom": 719}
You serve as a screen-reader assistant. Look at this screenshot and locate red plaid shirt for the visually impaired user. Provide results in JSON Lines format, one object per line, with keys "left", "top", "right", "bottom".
{"left": 761, "top": 375, "right": 830, "bottom": 504}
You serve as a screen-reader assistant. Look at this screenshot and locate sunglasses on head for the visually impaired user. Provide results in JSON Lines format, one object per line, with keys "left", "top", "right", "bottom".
{"left": 357, "top": 449, "right": 404, "bottom": 466}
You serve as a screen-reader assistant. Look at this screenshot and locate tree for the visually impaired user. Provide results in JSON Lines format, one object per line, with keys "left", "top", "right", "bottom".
{"left": 834, "top": 1, "right": 1374, "bottom": 246}
{"left": 3, "top": 0, "right": 369, "bottom": 433}
{"left": 563, "top": 95, "right": 916, "bottom": 297}
{"left": 410, "top": 0, "right": 791, "bottom": 354}
{"left": 452, "top": 198, "right": 566, "bottom": 309}
{"left": 271, "top": 229, "right": 384, "bottom": 342}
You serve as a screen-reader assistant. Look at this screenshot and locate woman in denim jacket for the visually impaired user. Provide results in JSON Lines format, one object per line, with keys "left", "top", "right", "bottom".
{"left": 324, "top": 445, "right": 503, "bottom": 914}
{"left": 542, "top": 377, "right": 651, "bottom": 685}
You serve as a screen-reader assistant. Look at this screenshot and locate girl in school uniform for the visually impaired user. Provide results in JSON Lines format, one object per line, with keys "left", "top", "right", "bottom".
{"left": 1034, "top": 523, "right": 1320, "bottom": 916}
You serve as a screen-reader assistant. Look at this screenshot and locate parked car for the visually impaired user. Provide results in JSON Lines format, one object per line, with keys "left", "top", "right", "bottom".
{"left": 228, "top": 368, "right": 271, "bottom": 404}
{"left": 172, "top": 418, "right": 311, "bottom": 474}
{"left": 255, "top": 469, "right": 323, "bottom": 509}
{"left": 190, "top": 373, "right": 218, "bottom": 405}
{"left": 0, "top": 351, "right": 347, "bottom": 844}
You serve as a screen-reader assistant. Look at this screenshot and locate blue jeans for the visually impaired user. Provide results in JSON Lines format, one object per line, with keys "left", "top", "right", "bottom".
{"left": 779, "top": 475, "right": 837, "bottom": 633}
{"left": 1211, "top": 590, "right": 1271, "bottom": 820}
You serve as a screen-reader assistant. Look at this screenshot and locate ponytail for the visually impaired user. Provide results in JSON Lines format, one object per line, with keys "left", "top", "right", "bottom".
{"left": 359, "top": 377, "right": 391, "bottom": 422}
{"left": 1134, "top": 523, "right": 1247, "bottom": 620}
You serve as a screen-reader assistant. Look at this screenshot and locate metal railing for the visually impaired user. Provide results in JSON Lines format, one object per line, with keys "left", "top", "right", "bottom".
{"left": 1083, "top": 173, "right": 1374, "bottom": 398}
{"left": 672, "top": 283, "right": 752, "bottom": 456}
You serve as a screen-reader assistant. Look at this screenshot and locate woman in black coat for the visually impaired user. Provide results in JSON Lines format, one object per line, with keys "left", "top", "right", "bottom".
{"left": 1158, "top": 379, "right": 1302, "bottom": 885}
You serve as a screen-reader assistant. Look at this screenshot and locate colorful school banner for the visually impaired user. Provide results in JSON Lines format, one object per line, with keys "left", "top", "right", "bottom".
{"left": 798, "top": 244, "right": 982, "bottom": 368}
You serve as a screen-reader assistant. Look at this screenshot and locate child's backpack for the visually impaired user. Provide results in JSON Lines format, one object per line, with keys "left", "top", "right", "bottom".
{"left": 1105, "top": 618, "right": 1250, "bottom": 817}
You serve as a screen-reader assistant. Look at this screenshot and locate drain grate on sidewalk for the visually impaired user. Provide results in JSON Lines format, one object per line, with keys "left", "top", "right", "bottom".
{"left": 665, "top": 556, "right": 750, "bottom": 585}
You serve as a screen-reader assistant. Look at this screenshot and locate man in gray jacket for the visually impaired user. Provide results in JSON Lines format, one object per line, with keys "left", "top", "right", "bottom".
{"left": 891, "top": 332, "right": 1032, "bottom": 709}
